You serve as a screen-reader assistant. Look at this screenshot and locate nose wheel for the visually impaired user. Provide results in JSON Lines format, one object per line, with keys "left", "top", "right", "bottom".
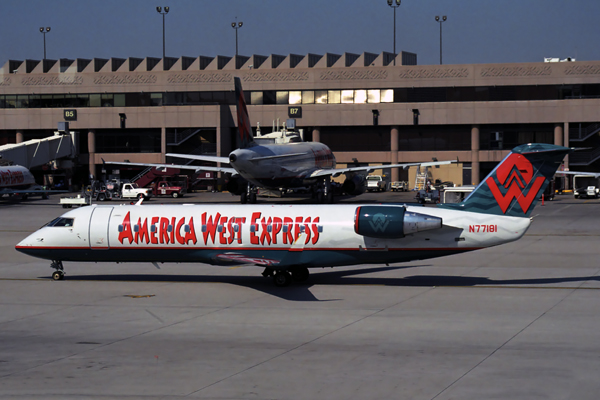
{"left": 50, "top": 260, "right": 65, "bottom": 281}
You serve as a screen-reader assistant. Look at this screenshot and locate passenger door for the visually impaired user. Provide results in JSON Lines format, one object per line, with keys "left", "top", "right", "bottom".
{"left": 89, "top": 206, "right": 114, "bottom": 249}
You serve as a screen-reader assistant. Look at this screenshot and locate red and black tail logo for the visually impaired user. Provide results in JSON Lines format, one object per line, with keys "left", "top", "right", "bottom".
{"left": 234, "top": 77, "right": 252, "bottom": 148}
{"left": 486, "top": 153, "right": 545, "bottom": 214}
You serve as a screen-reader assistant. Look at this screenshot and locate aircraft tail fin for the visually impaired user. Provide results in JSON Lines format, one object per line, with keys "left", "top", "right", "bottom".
{"left": 439, "top": 143, "right": 571, "bottom": 217}
{"left": 234, "top": 77, "right": 253, "bottom": 148}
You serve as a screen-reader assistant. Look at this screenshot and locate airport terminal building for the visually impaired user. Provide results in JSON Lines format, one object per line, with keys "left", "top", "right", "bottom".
{"left": 1, "top": 51, "right": 600, "bottom": 188}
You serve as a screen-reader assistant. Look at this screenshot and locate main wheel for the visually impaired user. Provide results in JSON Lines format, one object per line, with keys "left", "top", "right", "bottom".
{"left": 98, "top": 193, "right": 106, "bottom": 201}
{"left": 273, "top": 271, "right": 292, "bottom": 287}
{"left": 240, "top": 192, "right": 248, "bottom": 204}
{"left": 249, "top": 192, "right": 257, "bottom": 204}
{"left": 52, "top": 270, "right": 64, "bottom": 281}
{"left": 290, "top": 266, "right": 310, "bottom": 282}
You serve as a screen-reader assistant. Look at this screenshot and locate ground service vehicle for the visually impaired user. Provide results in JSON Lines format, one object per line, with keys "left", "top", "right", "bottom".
{"left": 572, "top": 175, "right": 600, "bottom": 199}
{"left": 121, "top": 183, "right": 152, "bottom": 200}
{"left": 441, "top": 186, "right": 475, "bottom": 204}
{"left": 366, "top": 175, "right": 387, "bottom": 192}
{"left": 59, "top": 194, "right": 90, "bottom": 208}
{"left": 391, "top": 181, "right": 408, "bottom": 192}
{"left": 152, "top": 180, "right": 186, "bottom": 198}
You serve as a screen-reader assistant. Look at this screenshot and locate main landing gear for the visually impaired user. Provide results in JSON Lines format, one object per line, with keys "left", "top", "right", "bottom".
{"left": 241, "top": 184, "right": 257, "bottom": 204}
{"left": 50, "top": 260, "right": 65, "bottom": 280}
{"left": 262, "top": 266, "right": 310, "bottom": 287}
{"left": 315, "top": 177, "right": 334, "bottom": 204}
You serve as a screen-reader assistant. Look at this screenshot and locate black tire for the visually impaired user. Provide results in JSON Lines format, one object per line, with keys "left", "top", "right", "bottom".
{"left": 290, "top": 267, "right": 310, "bottom": 282}
{"left": 52, "top": 271, "right": 64, "bottom": 281}
{"left": 249, "top": 192, "right": 257, "bottom": 204}
{"left": 172, "top": 192, "right": 179, "bottom": 198}
{"left": 98, "top": 193, "right": 106, "bottom": 201}
{"left": 273, "top": 271, "right": 292, "bottom": 287}
{"left": 240, "top": 192, "right": 248, "bottom": 204}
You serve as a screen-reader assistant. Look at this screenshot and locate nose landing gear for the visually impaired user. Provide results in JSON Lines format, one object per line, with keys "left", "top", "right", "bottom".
{"left": 50, "top": 260, "right": 65, "bottom": 280}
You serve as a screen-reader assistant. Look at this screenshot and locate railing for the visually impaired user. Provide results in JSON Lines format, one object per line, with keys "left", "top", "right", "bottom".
{"left": 570, "top": 146, "right": 600, "bottom": 165}
{"left": 130, "top": 166, "right": 153, "bottom": 183}
{"left": 569, "top": 122, "right": 600, "bottom": 141}
{"left": 166, "top": 128, "right": 202, "bottom": 146}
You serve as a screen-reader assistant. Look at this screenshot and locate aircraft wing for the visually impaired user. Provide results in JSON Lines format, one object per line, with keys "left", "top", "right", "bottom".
{"left": 102, "top": 161, "right": 237, "bottom": 175}
{"left": 166, "top": 153, "right": 231, "bottom": 164}
{"left": 308, "top": 160, "right": 456, "bottom": 178}
{"left": 555, "top": 171, "right": 600, "bottom": 178}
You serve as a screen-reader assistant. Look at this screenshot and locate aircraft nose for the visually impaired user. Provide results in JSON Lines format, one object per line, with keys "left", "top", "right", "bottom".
{"left": 15, "top": 233, "right": 39, "bottom": 255}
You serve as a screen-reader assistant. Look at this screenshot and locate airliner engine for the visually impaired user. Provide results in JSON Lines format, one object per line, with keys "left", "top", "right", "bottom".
{"left": 354, "top": 206, "right": 442, "bottom": 239}
{"left": 342, "top": 174, "right": 366, "bottom": 195}
{"left": 226, "top": 175, "right": 247, "bottom": 195}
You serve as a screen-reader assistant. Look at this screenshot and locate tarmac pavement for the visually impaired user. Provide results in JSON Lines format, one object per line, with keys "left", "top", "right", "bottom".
{"left": 0, "top": 191, "right": 599, "bottom": 399}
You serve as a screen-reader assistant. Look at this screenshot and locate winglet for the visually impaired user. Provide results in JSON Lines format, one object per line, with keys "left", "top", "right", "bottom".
{"left": 234, "top": 77, "right": 253, "bottom": 148}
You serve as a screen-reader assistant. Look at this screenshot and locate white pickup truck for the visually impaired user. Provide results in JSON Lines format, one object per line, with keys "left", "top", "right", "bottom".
{"left": 121, "top": 182, "right": 152, "bottom": 200}
{"left": 366, "top": 175, "right": 387, "bottom": 192}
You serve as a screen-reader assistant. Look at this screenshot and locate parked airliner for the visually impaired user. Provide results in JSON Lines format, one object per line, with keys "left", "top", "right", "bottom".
{"left": 16, "top": 143, "right": 571, "bottom": 286}
{"left": 0, "top": 164, "right": 51, "bottom": 199}
{"left": 106, "top": 77, "right": 453, "bottom": 203}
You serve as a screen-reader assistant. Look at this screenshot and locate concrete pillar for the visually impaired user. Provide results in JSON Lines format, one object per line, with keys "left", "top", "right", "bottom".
{"left": 15, "top": 130, "right": 24, "bottom": 144}
{"left": 312, "top": 127, "right": 320, "bottom": 143}
{"left": 563, "top": 122, "right": 570, "bottom": 190}
{"left": 87, "top": 130, "right": 96, "bottom": 179}
{"left": 471, "top": 125, "right": 480, "bottom": 185}
{"left": 161, "top": 126, "right": 167, "bottom": 163}
{"left": 390, "top": 126, "right": 399, "bottom": 182}
{"left": 554, "top": 123, "right": 563, "bottom": 146}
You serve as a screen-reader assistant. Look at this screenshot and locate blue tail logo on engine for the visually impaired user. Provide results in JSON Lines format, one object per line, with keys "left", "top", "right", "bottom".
{"left": 369, "top": 213, "right": 389, "bottom": 233}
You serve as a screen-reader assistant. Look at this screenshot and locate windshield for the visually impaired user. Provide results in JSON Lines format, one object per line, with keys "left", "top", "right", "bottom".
{"left": 366, "top": 176, "right": 380, "bottom": 181}
{"left": 43, "top": 217, "right": 74, "bottom": 228}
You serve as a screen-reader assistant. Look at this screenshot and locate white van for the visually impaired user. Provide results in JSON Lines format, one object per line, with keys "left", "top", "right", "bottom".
{"left": 441, "top": 186, "right": 475, "bottom": 204}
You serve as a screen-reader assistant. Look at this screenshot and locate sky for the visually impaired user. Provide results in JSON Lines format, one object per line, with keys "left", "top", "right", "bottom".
{"left": 1, "top": 0, "right": 599, "bottom": 67}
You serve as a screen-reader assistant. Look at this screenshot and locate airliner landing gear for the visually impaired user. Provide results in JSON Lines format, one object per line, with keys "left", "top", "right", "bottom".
{"left": 273, "top": 270, "right": 292, "bottom": 287}
{"left": 262, "top": 267, "right": 309, "bottom": 286}
{"left": 316, "top": 177, "right": 333, "bottom": 204}
{"left": 241, "top": 184, "right": 257, "bottom": 204}
{"left": 290, "top": 266, "right": 310, "bottom": 282}
{"left": 50, "top": 260, "right": 65, "bottom": 281}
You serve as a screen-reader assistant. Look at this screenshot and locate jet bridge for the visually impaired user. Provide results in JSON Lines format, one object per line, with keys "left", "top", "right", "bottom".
{"left": 0, "top": 132, "right": 77, "bottom": 168}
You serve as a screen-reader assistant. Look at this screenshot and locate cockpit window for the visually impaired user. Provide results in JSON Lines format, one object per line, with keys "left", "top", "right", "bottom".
{"left": 44, "top": 217, "right": 74, "bottom": 227}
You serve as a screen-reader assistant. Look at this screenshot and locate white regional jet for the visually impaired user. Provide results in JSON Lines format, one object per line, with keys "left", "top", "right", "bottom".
{"left": 105, "top": 77, "right": 453, "bottom": 204}
{"left": 0, "top": 164, "right": 52, "bottom": 199}
{"left": 16, "top": 143, "right": 571, "bottom": 286}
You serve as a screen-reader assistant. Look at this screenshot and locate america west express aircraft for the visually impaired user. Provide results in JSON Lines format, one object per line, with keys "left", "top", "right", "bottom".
{"left": 106, "top": 77, "right": 452, "bottom": 204}
{"left": 16, "top": 143, "right": 570, "bottom": 286}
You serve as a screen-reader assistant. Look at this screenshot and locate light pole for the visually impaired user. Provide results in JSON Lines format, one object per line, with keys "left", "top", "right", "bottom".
{"left": 156, "top": 6, "right": 169, "bottom": 60}
{"left": 231, "top": 19, "right": 243, "bottom": 57}
{"left": 435, "top": 15, "right": 447, "bottom": 65}
{"left": 386, "top": 0, "right": 400, "bottom": 66}
{"left": 39, "top": 27, "right": 50, "bottom": 60}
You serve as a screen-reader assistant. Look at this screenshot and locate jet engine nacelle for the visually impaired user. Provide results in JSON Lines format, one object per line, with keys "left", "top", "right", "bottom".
{"left": 354, "top": 206, "right": 442, "bottom": 239}
{"left": 342, "top": 174, "right": 366, "bottom": 196}
{"left": 226, "top": 175, "right": 247, "bottom": 195}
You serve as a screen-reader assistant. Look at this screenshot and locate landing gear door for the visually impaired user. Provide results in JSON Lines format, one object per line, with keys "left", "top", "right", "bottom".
{"left": 89, "top": 206, "right": 114, "bottom": 249}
